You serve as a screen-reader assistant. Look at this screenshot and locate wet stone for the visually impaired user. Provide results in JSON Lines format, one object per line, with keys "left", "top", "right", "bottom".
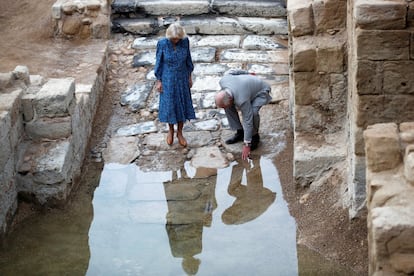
{"left": 194, "top": 35, "right": 241, "bottom": 48}
{"left": 200, "top": 92, "right": 216, "bottom": 109}
{"left": 120, "top": 82, "right": 154, "bottom": 112}
{"left": 144, "top": 133, "right": 176, "bottom": 151}
{"left": 132, "top": 50, "right": 156, "bottom": 67}
{"left": 184, "top": 131, "right": 213, "bottom": 147}
{"left": 192, "top": 119, "right": 220, "bottom": 131}
{"left": 136, "top": 151, "right": 186, "bottom": 171}
{"left": 192, "top": 75, "right": 221, "bottom": 92}
{"left": 193, "top": 63, "right": 242, "bottom": 76}
{"left": 103, "top": 136, "right": 140, "bottom": 164}
{"left": 191, "top": 92, "right": 216, "bottom": 110}
{"left": 190, "top": 146, "right": 229, "bottom": 170}
{"left": 220, "top": 49, "right": 288, "bottom": 63}
{"left": 238, "top": 17, "right": 288, "bottom": 35}
{"left": 181, "top": 16, "right": 247, "bottom": 35}
{"left": 132, "top": 37, "right": 159, "bottom": 50}
{"left": 242, "top": 35, "right": 287, "bottom": 50}
{"left": 116, "top": 121, "right": 158, "bottom": 136}
{"left": 191, "top": 47, "right": 216, "bottom": 63}
{"left": 32, "top": 140, "right": 72, "bottom": 185}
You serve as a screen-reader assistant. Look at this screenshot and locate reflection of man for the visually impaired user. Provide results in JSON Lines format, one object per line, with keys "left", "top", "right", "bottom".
{"left": 222, "top": 158, "right": 276, "bottom": 225}
{"left": 215, "top": 70, "right": 272, "bottom": 160}
{"left": 164, "top": 170, "right": 217, "bottom": 275}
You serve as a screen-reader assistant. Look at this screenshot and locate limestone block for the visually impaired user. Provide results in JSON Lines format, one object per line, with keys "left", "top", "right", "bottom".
{"left": 0, "top": 156, "right": 17, "bottom": 236}
{"left": 112, "top": 18, "right": 158, "bottom": 36}
{"left": 294, "top": 105, "right": 324, "bottom": 132}
{"left": 31, "top": 140, "right": 73, "bottom": 185}
{"left": 0, "top": 111, "right": 11, "bottom": 169}
{"left": 220, "top": 49, "right": 288, "bottom": 64}
{"left": 103, "top": 136, "right": 140, "bottom": 164}
{"left": 183, "top": 17, "right": 247, "bottom": 35}
{"left": 71, "top": 93, "right": 92, "bottom": 168}
{"left": 351, "top": 125, "right": 365, "bottom": 156}
{"left": 139, "top": 0, "right": 210, "bottom": 16}
{"left": 356, "top": 60, "right": 382, "bottom": 95}
{"left": 62, "top": 16, "right": 82, "bottom": 35}
{"left": 91, "top": 14, "right": 110, "bottom": 39}
{"left": 316, "top": 35, "right": 345, "bottom": 73}
{"left": 213, "top": 1, "right": 286, "bottom": 17}
{"left": 404, "top": 145, "right": 414, "bottom": 185}
{"left": 383, "top": 95, "right": 414, "bottom": 124}
{"left": 0, "top": 89, "right": 23, "bottom": 125}
{"left": 12, "top": 65, "right": 30, "bottom": 85}
{"left": 34, "top": 78, "right": 75, "bottom": 117}
{"left": 293, "top": 72, "right": 320, "bottom": 105}
{"left": 348, "top": 154, "right": 366, "bottom": 218}
{"left": 313, "top": 0, "right": 346, "bottom": 33}
{"left": 291, "top": 36, "right": 316, "bottom": 72}
{"left": 25, "top": 116, "right": 72, "bottom": 141}
{"left": 237, "top": 17, "right": 288, "bottom": 35}
{"left": 367, "top": 172, "right": 406, "bottom": 208}
{"left": 356, "top": 29, "right": 410, "bottom": 61}
{"left": 400, "top": 122, "right": 414, "bottom": 143}
{"left": 354, "top": 0, "right": 407, "bottom": 30}
{"left": 294, "top": 132, "right": 346, "bottom": 187}
{"left": 370, "top": 206, "right": 414, "bottom": 274}
{"left": 21, "top": 93, "right": 36, "bottom": 122}
{"left": 389, "top": 253, "right": 414, "bottom": 274}
{"left": 52, "top": 0, "right": 65, "bottom": 19}
{"left": 356, "top": 95, "right": 391, "bottom": 128}
{"left": 364, "top": 123, "right": 401, "bottom": 172}
{"left": 383, "top": 61, "right": 414, "bottom": 95}
{"left": 0, "top": 72, "right": 13, "bottom": 90}
{"left": 287, "top": 0, "right": 314, "bottom": 37}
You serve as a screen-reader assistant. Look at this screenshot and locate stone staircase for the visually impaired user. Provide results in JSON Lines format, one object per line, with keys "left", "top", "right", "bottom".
{"left": 111, "top": 0, "right": 287, "bottom": 35}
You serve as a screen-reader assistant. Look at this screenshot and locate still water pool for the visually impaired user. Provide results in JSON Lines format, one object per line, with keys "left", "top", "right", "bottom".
{"left": 0, "top": 157, "right": 356, "bottom": 275}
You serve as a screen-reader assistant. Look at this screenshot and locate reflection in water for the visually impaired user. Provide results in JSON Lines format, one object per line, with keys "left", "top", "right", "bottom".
{"left": 0, "top": 157, "right": 356, "bottom": 275}
{"left": 87, "top": 157, "right": 298, "bottom": 275}
{"left": 164, "top": 168, "right": 217, "bottom": 275}
{"left": 222, "top": 158, "right": 276, "bottom": 225}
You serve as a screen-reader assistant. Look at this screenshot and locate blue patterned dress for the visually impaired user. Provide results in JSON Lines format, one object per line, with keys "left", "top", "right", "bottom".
{"left": 154, "top": 37, "right": 196, "bottom": 124}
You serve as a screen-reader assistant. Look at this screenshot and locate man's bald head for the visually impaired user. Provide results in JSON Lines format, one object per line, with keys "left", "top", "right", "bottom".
{"left": 215, "top": 89, "right": 233, "bottom": 108}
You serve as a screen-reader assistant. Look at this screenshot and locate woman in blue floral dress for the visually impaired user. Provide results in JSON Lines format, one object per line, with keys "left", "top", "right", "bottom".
{"left": 154, "top": 23, "right": 196, "bottom": 147}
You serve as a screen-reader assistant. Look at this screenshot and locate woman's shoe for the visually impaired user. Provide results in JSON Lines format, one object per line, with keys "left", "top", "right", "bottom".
{"left": 177, "top": 135, "right": 187, "bottom": 147}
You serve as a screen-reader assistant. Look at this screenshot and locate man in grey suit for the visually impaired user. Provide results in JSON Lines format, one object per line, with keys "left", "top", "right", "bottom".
{"left": 215, "top": 70, "right": 272, "bottom": 160}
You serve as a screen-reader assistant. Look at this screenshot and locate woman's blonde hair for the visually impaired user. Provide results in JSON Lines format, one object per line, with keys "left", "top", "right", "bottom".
{"left": 166, "top": 23, "right": 186, "bottom": 40}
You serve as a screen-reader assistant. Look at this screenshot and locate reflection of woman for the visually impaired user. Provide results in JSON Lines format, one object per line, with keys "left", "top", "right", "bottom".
{"left": 154, "top": 23, "right": 196, "bottom": 147}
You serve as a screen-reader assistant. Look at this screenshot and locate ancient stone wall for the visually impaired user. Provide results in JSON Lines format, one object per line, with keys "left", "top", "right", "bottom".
{"left": 348, "top": 0, "right": 414, "bottom": 217}
{"left": 364, "top": 123, "right": 414, "bottom": 275}
{"left": 0, "top": 58, "right": 107, "bottom": 237}
{"left": 288, "top": 0, "right": 348, "bottom": 188}
{"left": 52, "top": 0, "right": 111, "bottom": 39}
{"left": 290, "top": 0, "right": 414, "bottom": 273}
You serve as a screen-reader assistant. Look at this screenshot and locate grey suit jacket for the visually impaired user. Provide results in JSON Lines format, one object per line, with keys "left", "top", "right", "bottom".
{"left": 219, "top": 74, "right": 271, "bottom": 141}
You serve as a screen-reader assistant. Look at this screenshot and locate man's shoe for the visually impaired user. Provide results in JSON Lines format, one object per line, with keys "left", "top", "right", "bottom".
{"left": 225, "top": 129, "right": 244, "bottom": 144}
{"left": 251, "top": 134, "right": 260, "bottom": 150}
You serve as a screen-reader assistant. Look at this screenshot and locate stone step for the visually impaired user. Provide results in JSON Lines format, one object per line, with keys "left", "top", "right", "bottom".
{"left": 294, "top": 132, "right": 347, "bottom": 188}
{"left": 112, "top": 15, "right": 288, "bottom": 35}
{"left": 111, "top": 0, "right": 287, "bottom": 18}
{"left": 111, "top": 0, "right": 287, "bottom": 35}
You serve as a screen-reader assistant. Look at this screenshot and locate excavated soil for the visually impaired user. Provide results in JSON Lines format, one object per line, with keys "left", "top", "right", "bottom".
{"left": 0, "top": 0, "right": 368, "bottom": 275}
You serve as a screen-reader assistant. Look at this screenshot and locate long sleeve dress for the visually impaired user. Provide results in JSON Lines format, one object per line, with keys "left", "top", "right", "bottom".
{"left": 154, "top": 37, "right": 196, "bottom": 124}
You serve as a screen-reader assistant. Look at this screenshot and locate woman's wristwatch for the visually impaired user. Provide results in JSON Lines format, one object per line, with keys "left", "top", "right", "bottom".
{"left": 244, "top": 142, "right": 251, "bottom": 147}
